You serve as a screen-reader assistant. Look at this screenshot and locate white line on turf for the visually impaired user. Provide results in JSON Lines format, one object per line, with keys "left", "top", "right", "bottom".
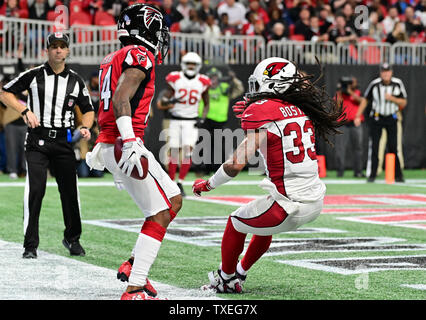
{"left": 0, "top": 240, "right": 222, "bottom": 300}
{"left": 400, "top": 284, "right": 426, "bottom": 290}
{"left": 0, "top": 179, "right": 425, "bottom": 188}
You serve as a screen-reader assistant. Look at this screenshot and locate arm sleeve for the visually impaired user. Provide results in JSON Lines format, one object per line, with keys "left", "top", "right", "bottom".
{"left": 240, "top": 102, "right": 273, "bottom": 130}
{"left": 2, "top": 68, "right": 37, "bottom": 94}
{"left": 76, "top": 76, "right": 94, "bottom": 114}
{"left": 363, "top": 81, "right": 375, "bottom": 100}
{"left": 397, "top": 81, "right": 407, "bottom": 99}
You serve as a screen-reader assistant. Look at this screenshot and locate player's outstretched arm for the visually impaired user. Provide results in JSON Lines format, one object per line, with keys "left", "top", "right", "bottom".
{"left": 193, "top": 129, "right": 265, "bottom": 196}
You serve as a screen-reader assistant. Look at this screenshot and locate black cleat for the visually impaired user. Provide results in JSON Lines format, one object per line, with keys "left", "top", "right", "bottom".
{"left": 235, "top": 270, "right": 247, "bottom": 285}
{"left": 177, "top": 182, "right": 186, "bottom": 197}
{"left": 62, "top": 239, "right": 86, "bottom": 256}
{"left": 23, "top": 248, "right": 37, "bottom": 259}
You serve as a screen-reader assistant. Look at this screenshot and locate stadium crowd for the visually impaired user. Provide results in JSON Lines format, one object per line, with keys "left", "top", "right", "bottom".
{"left": 0, "top": 0, "right": 424, "bottom": 44}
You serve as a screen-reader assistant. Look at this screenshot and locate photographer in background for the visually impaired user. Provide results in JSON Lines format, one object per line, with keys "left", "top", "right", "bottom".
{"left": 334, "top": 76, "right": 365, "bottom": 178}
{"left": 196, "top": 66, "right": 244, "bottom": 174}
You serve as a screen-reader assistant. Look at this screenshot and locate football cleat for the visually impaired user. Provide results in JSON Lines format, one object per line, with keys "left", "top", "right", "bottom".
{"left": 120, "top": 289, "right": 161, "bottom": 300}
{"left": 236, "top": 270, "right": 247, "bottom": 285}
{"left": 117, "top": 259, "right": 133, "bottom": 282}
{"left": 201, "top": 269, "right": 243, "bottom": 294}
{"left": 117, "top": 259, "right": 158, "bottom": 297}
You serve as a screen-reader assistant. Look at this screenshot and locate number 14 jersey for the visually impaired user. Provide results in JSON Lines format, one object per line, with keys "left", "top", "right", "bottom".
{"left": 241, "top": 98, "right": 326, "bottom": 203}
{"left": 96, "top": 45, "right": 156, "bottom": 144}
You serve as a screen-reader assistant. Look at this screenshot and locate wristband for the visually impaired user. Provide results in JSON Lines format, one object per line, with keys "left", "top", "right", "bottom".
{"left": 208, "top": 164, "right": 233, "bottom": 189}
{"left": 21, "top": 108, "right": 29, "bottom": 116}
{"left": 116, "top": 116, "right": 135, "bottom": 140}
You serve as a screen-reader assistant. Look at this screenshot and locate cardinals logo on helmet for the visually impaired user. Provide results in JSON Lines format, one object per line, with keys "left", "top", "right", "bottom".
{"left": 263, "top": 62, "right": 288, "bottom": 78}
{"left": 142, "top": 6, "right": 163, "bottom": 29}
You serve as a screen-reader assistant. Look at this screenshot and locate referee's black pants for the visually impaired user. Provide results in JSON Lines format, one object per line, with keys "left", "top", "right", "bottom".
{"left": 367, "top": 115, "right": 403, "bottom": 180}
{"left": 23, "top": 129, "right": 81, "bottom": 251}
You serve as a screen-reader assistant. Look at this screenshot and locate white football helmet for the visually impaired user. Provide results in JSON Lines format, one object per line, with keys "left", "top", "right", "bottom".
{"left": 181, "top": 52, "right": 202, "bottom": 77}
{"left": 247, "top": 57, "right": 299, "bottom": 98}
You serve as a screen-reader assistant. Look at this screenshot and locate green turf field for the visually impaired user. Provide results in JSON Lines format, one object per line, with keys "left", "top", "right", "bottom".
{"left": 0, "top": 169, "right": 425, "bottom": 300}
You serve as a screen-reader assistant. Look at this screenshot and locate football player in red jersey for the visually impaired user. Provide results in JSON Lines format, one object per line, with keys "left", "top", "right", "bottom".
{"left": 193, "top": 57, "right": 344, "bottom": 293}
{"left": 157, "top": 52, "right": 211, "bottom": 196}
{"left": 86, "top": 4, "right": 182, "bottom": 300}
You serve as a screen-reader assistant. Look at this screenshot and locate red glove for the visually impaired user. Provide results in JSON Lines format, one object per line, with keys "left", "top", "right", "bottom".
{"left": 232, "top": 99, "right": 248, "bottom": 118}
{"left": 192, "top": 178, "right": 213, "bottom": 197}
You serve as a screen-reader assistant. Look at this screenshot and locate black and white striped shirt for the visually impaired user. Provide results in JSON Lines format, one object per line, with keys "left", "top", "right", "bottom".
{"left": 2, "top": 62, "right": 94, "bottom": 129}
{"left": 363, "top": 77, "right": 407, "bottom": 117}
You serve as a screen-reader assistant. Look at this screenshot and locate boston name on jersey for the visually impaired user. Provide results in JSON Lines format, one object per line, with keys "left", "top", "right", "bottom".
{"left": 241, "top": 98, "right": 325, "bottom": 203}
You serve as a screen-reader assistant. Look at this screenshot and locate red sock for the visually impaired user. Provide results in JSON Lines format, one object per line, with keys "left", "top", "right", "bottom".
{"left": 168, "top": 158, "right": 178, "bottom": 181}
{"left": 178, "top": 158, "right": 191, "bottom": 181}
{"left": 141, "top": 220, "right": 166, "bottom": 242}
{"left": 240, "top": 235, "right": 272, "bottom": 272}
{"left": 221, "top": 217, "right": 247, "bottom": 275}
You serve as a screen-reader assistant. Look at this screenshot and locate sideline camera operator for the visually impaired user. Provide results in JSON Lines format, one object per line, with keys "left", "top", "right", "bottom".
{"left": 334, "top": 76, "right": 365, "bottom": 178}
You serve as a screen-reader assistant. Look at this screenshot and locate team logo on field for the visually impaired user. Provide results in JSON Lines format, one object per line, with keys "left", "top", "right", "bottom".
{"left": 277, "top": 255, "right": 426, "bottom": 275}
{"left": 264, "top": 62, "right": 288, "bottom": 78}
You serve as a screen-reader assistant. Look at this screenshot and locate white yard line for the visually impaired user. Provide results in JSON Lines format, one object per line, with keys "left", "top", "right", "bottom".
{"left": 0, "top": 179, "right": 425, "bottom": 188}
{"left": 0, "top": 240, "right": 221, "bottom": 300}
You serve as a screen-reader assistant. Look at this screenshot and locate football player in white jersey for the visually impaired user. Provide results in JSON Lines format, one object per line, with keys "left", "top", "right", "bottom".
{"left": 157, "top": 52, "right": 211, "bottom": 196}
{"left": 192, "top": 57, "right": 344, "bottom": 293}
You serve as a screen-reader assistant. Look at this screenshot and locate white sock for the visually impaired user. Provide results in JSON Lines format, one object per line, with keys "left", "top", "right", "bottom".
{"left": 237, "top": 261, "right": 247, "bottom": 276}
{"left": 128, "top": 233, "right": 162, "bottom": 287}
{"left": 220, "top": 269, "right": 235, "bottom": 280}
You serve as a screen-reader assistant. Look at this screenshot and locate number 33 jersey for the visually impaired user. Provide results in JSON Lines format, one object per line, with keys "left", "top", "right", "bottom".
{"left": 166, "top": 71, "right": 211, "bottom": 119}
{"left": 96, "top": 45, "right": 156, "bottom": 144}
{"left": 241, "top": 98, "right": 326, "bottom": 203}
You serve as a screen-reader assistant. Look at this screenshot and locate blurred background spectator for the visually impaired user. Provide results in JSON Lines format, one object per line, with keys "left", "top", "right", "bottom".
{"left": 385, "top": 21, "right": 409, "bottom": 44}
{"left": 176, "top": 0, "right": 193, "bottom": 19}
{"left": 163, "top": 0, "right": 184, "bottom": 28}
{"left": 328, "top": 14, "right": 357, "bottom": 44}
{"left": 179, "top": 7, "right": 204, "bottom": 33}
{"left": 382, "top": 6, "right": 400, "bottom": 35}
{"left": 334, "top": 76, "right": 365, "bottom": 178}
{"left": 0, "top": 51, "right": 27, "bottom": 179}
{"left": 102, "top": 0, "right": 129, "bottom": 21}
{"left": 28, "top": 0, "right": 55, "bottom": 20}
{"left": 217, "top": 0, "right": 247, "bottom": 32}
{"left": 268, "top": 21, "right": 288, "bottom": 40}
{"left": 197, "top": 0, "right": 216, "bottom": 22}
{"left": 362, "top": 10, "right": 385, "bottom": 42}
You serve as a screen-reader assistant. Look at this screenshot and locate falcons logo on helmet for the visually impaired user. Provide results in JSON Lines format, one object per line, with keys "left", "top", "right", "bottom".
{"left": 141, "top": 6, "right": 163, "bottom": 29}
{"left": 263, "top": 62, "right": 288, "bottom": 78}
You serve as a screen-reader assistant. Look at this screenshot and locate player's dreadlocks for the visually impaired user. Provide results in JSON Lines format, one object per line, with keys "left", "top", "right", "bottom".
{"left": 248, "top": 60, "right": 346, "bottom": 144}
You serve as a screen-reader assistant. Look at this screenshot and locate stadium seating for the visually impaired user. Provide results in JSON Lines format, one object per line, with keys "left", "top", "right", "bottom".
{"left": 94, "top": 10, "right": 116, "bottom": 41}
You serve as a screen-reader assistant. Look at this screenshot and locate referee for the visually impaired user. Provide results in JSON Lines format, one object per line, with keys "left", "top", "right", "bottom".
{"left": 354, "top": 63, "right": 407, "bottom": 183}
{"left": 0, "top": 32, "right": 95, "bottom": 258}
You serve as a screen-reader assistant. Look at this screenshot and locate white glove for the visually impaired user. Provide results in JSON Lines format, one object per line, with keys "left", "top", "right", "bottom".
{"left": 112, "top": 174, "right": 125, "bottom": 191}
{"left": 117, "top": 137, "right": 149, "bottom": 177}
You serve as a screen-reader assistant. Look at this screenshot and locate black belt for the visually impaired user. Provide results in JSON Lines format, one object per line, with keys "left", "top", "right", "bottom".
{"left": 29, "top": 127, "right": 71, "bottom": 140}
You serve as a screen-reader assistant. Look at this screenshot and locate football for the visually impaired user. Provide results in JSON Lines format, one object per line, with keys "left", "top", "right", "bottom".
{"left": 114, "top": 137, "right": 148, "bottom": 180}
